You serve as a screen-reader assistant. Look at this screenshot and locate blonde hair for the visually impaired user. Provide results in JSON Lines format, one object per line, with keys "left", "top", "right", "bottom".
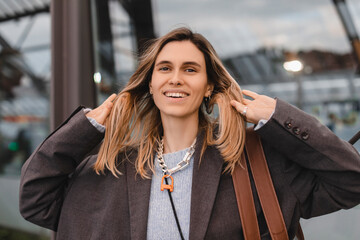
{"left": 94, "top": 27, "right": 246, "bottom": 178}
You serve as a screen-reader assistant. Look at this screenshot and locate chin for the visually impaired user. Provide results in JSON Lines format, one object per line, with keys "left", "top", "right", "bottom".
{"left": 160, "top": 108, "right": 198, "bottom": 120}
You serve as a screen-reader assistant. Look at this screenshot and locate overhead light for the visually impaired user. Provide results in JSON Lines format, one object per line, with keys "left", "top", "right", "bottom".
{"left": 93, "top": 72, "right": 102, "bottom": 83}
{"left": 283, "top": 60, "right": 303, "bottom": 73}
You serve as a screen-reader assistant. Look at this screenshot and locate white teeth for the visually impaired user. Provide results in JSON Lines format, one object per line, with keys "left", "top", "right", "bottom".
{"left": 165, "top": 92, "right": 187, "bottom": 98}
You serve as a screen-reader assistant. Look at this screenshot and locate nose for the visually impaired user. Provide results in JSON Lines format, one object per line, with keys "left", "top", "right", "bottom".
{"left": 168, "top": 70, "right": 184, "bottom": 86}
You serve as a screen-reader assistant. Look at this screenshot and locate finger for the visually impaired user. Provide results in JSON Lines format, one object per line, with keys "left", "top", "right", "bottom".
{"left": 242, "top": 90, "right": 259, "bottom": 100}
{"left": 242, "top": 98, "right": 252, "bottom": 105}
{"left": 104, "top": 100, "right": 115, "bottom": 112}
{"left": 101, "top": 94, "right": 116, "bottom": 110}
{"left": 105, "top": 94, "right": 117, "bottom": 104}
{"left": 230, "top": 100, "right": 245, "bottom": 113}
{"left": 95, "top": 106, "right": 113, "bottom": 125}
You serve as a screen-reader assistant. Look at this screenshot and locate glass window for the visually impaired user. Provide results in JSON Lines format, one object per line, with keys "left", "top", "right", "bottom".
{"left": 93, "top": 0, "right": 360, "bottom": 150}
{"left": 0, "top": 14, "right": 50, "bottom": 176}
{"left": 152, "top": 0, "right": 360, "bottom": 150}
{"left": 91, "top": 0, "right": 137, "bottom": 104}
{"left": 0, "top": 12, "right": 51, "bottom": 239}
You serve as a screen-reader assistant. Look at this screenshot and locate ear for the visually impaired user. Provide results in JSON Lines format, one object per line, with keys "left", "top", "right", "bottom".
{"left": 205, "top": 83, "right": 214, "bottom": 97}
{"left": 149, "top": 82, "right": 153, "bottom": 94}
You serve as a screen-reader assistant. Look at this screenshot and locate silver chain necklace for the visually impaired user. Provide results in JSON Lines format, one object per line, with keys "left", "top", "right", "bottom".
{"left": 157, "top": 137, "right": 196, "bottom": 176}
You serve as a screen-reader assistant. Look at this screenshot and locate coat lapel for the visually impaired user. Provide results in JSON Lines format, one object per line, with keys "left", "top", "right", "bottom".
{"left": 126, "top": 159, "right": 152, "bottom": 240}
{"left": 189, "top": 133, "right": 224, "bottom": 240}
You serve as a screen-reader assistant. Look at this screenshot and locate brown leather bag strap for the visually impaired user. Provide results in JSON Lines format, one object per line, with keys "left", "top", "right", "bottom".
{"left": 232, "top": 153, "right": 261, "bottom": 240}
{"left": 245, "top": 128, "right": 289, "bottom": 240}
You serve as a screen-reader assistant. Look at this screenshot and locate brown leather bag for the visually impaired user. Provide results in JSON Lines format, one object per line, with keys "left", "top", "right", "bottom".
{"left": 232, "top": 128, "right": 304, "bottom": 240}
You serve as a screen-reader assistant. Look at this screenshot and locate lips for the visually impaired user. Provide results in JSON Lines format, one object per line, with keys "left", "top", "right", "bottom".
{"left": 163, "top": 91, "right": 189, "bottom": 98}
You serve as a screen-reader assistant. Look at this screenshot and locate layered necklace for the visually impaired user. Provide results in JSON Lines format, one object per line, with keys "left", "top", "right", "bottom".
{"left": 157, "top": 137, "right": 196, "bottom": 192}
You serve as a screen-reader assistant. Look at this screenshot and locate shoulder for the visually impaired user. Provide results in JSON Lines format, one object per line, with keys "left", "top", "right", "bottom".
{"left": 71, "top": 147, "right": 138, "bottom": 178}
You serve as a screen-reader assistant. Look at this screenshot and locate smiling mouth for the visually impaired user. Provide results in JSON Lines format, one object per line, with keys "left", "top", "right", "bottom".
{"left": 164, "top": 92, "right": 189, "bottom": 98}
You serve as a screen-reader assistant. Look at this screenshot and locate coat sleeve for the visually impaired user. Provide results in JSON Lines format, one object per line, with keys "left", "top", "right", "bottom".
{"left": 19, "top": 107, "right": 104, "bottom": 230}
{"left": 256, "top": 99, "right": 360, "bottom": 219}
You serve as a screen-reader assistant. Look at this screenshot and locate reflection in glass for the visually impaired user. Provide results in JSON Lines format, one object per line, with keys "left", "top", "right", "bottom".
{"left": 0, "top": 15, "right": 50, "bottom": 177}
{"left": 0, "top": 12, "right": 51, "bottom": 238}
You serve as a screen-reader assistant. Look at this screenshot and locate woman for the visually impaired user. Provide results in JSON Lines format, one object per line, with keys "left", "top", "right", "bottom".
{"left": 20, "top": 28, "right": 360, "bottom": 239}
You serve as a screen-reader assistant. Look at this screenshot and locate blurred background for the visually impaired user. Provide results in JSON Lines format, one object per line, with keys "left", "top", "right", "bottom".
{"left": 0, "top": 0, "right": 359, "bottom": 239}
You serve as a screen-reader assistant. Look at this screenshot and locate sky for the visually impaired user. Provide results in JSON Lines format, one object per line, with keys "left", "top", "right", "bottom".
{"left": 153, "top": 0, "right": 360, "bottom": 57}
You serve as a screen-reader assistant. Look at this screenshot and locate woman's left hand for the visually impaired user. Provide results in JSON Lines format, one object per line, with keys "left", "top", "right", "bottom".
{"left": 230, "top": 90, "right": 276, "bottom": 124}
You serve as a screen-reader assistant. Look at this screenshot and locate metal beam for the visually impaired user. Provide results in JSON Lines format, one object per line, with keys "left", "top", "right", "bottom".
{"left": 332, "top": 0, "right": 360, "bottom": 72}
{"left": 50, "top": 0, "right": 96, "bottom": 130}
{"left": 0, "top": 6, "right": 49, "bottom": 23}
{"left": 118, "top": 0, "right": 155, "bottom": 53}
{"left": 91, "top": 0, "right": 117, "bottom": 90}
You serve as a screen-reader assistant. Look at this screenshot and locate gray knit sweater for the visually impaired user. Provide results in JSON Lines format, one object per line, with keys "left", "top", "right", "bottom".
{"left": 147, "top": 148, "right": 194, "bottom": 240}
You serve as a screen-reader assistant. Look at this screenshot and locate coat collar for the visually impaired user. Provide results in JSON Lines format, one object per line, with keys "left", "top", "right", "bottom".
{"left": 126, "top": 132, "right": 224, "bottom": 240}
{"left": 126, "top": 156, "right": 152, "bottom": 240}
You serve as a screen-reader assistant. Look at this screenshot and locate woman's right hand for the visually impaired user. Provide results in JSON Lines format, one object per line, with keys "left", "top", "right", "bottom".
{"left": 86, "top": 94, "right": 117, "bottom": 125}
{"left": 230, "top": 90, "right": 276, "bottom": 124}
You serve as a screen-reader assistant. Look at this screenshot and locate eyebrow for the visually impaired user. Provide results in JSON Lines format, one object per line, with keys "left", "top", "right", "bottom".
{"left": 155, "top": 60, "right": 202, "bottom": 68}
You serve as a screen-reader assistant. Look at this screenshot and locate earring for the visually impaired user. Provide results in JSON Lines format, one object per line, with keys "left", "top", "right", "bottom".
{"left": 204, "top": 95, "right": 212, "bottom": 114}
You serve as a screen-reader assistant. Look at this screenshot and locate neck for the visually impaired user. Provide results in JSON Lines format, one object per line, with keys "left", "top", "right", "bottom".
{"left": 161, "top": 114, "right": 199, "bottom": 154}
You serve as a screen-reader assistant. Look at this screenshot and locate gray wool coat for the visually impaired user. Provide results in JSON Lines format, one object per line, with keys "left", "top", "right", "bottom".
{"left": 19, "top": 99, "right": 360, "bottom": 239}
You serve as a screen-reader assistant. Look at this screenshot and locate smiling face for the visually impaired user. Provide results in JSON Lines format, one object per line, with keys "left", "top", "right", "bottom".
{"left": 149, "top": 41, "right": 213, "bottom": 122}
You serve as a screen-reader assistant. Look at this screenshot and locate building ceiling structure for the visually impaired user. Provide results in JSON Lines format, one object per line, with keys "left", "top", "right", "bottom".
{"left": 0, "top": 0, "right": 50, "bottom": 107}
{"left": 0, "top": 0, "right": 50, "bottom": 23}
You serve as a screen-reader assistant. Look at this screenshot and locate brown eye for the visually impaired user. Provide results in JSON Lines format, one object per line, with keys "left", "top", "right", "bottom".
{"left": 159, "top": 67, "right": 170, "bottom": 71}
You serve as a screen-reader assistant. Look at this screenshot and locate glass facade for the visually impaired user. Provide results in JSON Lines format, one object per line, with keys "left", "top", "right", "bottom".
{"left": 0, "top": 12, "right": 51, "bottom": 239}
{"left": 153, "top": 0, "right": 359, "bottom": 151}
{"left": 0, "top": 14, "right": 50, "bottom": 177}
{"left": 91, "top": 0, "right": 137, "bottom": 104}
{"left": 95, "top": 0, "right": 360, "bottom": 150}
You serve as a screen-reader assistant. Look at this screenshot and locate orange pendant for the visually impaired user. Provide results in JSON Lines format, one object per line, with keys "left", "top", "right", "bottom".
{"left": 161, "top": 175, "right": 174, "bottom": 192}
